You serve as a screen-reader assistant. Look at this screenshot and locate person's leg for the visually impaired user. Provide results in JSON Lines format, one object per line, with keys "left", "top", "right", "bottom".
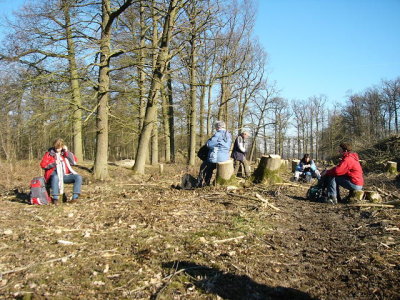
{"left": 50, "top": 172, "right": 60, "bottom": 201}
{"left": 63, "top": 174, "right": 82, "bottom": 200}
{"left": 233, "top": 159, "right": 240, "bottom": 175}
{"left": 197, "top": 161, "right": 208, "bottom": 187}
{"left": 325, "top": 176, "right": 338, "bottom": 204}
{"left": 204, "top": 162, "right": 216, "bottom": 186}
{"left": 294, "top": 171, "right": 301, "bottom": 181}
{"left": 242, "top": 158, "right": 250, "bottom": 177}
{"left": 335, "top": 176, "right": 363, "bottom": 201}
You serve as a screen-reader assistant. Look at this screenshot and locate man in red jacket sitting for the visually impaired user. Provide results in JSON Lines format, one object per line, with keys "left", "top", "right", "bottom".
{"left": 320, "top": 142, "right": 364, "bottom": 204}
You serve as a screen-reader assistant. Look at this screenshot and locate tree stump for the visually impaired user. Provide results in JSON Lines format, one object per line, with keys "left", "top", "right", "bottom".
{"left": 291, "top": 159, "right": 300, "bottom": 173}
{"left": 386, "top": 161, "right": 398, "bottom": 174}
{"left": 365, "top": 191, "right": 382, "bottom": 203}
{"left": 252, "top": 154, "right": 282, "bottom": 184}
{"left": 216, "top": 159, "right": 236, "bottom": 186}
{"left": 348, "top": 190, "right": 365, "bottom": 203}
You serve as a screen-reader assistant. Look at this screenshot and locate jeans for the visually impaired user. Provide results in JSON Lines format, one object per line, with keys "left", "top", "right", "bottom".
{"left": 50, "top": 172, "right": 82, "bottom": 199}
{"left": 197, "top": 161, "right": 216, "bottom": 187}
{"left": 323, "top": 175, "right": 362, "bottom": 200}
{"left": 294, "top": 169, "right": 321, "bottom": 180}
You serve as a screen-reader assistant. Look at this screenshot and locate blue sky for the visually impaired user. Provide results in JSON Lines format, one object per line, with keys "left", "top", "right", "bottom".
{"left": 255, "top": 0, "right": 400, "bottom": 104}
{"left": 1, "top": 0, "right": 399, "bottom": 105}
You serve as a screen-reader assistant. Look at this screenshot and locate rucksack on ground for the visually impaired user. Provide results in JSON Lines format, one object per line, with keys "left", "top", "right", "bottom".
{"left": 181, "top": 173, "right": 198, "bottom": 190}
{"left": 30, "top": 176, "right": 52, "bottom": 205}
{"left": 306, "top": 185, "right": 327, "bottom": 203}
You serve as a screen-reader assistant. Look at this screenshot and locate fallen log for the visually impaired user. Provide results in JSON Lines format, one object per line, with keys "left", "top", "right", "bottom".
{"left": 348, "top": 203, "right": 395, "bottom": 208}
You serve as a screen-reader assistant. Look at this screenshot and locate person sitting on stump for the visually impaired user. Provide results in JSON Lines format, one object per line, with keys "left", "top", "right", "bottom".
{"left": 320, "top": 142, "right": 364, "bottom": 204}
{"left": 197, "top": 120, "right": 232, "bottom": 187}
{"left": 231, "top": 130, "right": 250, "bottom": 178}
{"left": 40, "top": 138, "right": 82, "bottom": 204}
{"left": 294, "top": 153, "right": 321, "bottom": 182}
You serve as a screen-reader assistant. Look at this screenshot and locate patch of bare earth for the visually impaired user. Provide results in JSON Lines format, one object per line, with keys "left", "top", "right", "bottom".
{"left": 0, "top": 161, "right": 399, "bottom": 299}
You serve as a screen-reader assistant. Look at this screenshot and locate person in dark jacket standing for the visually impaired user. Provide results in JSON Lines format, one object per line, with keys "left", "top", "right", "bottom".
{"left": 231, "top": 130, "right": 250, "bottom": 178}
{"left": 320, "top": 142, "right": 364, "bottom": 204}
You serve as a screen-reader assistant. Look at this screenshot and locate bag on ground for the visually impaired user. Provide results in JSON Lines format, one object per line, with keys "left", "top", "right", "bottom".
{"left": 181, "top": 173, "right": 198, "bottom": 190}
{"left": 30, "top": 176, "right": 52, "bottom": 205}
{"left": 306, "top": 185, "right": 327, "bottom": 203}
{"left": 197, "top": 144, "right": 209, "bottom": 161}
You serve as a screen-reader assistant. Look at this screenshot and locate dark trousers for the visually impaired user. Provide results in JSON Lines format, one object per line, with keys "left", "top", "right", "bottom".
{"left": 197, "top": 161, "right": 216, "bottom": 187}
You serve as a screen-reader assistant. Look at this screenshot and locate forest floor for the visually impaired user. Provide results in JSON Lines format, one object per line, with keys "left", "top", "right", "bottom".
{"left": 0, "top": 159, "right": 399, "bottom": 300}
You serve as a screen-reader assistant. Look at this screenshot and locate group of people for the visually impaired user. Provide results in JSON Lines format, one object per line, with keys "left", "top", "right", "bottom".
{"left": 294, "top": 143, "right": 364, "bottom": 204}
{"left": 41, "top": 124, "right": 364, "bottom": 206}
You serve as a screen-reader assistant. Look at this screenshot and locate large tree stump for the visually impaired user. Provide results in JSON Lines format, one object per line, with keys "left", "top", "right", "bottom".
{"left": 365, "top": 191, "right": 382, "bottom": 203}
{"left": 216, "top": 160, "right": 236, "bottom": 186}
{"left": 252, "top": 154, "right": 282, "bottom": 184}
{"left": 291, "top": 159, "right": 300, "bottom": 173}
{"left": 386, "top": 161, "right": 398, "bottom": 174}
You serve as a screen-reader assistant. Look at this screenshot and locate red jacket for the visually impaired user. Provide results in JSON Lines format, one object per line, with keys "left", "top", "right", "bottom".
{"left": 40, "top": 148, "right": 77, "bottom": 182}
{"left": 325, "top": 151, "right": 364, "bottom": 186}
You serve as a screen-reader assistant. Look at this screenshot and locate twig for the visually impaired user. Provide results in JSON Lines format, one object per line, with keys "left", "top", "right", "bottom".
{"left": 213, "top": 235, "right": 245, "bottom": 244}
{"left": 255, "top": 193, "right": 281, "bottom": 211}
{"left": 1, "top": 253, "right": 75, "bottom": 276}
{"left": 347, "top": 203, "right": 395, "bottom": 208}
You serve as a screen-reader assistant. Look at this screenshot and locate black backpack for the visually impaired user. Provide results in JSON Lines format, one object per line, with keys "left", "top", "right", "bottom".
{"left": 306, "top": 185, "right": 328, "bottom": 203}
{"left": 197, "top": 144, "right": 208, "bottom": 161}
{"left": 181, "top": 173, "right": 198, "bottom": 190}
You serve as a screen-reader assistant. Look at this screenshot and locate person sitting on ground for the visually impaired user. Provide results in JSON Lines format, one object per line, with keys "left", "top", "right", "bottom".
{"left": 319, "top": 142, "right": 364, "bottom": 204}
{"left": 40, "top": 138, "right": 82, "bottom": 204}
{"left": 197, "top": 120, "right": 232, "bottom": 187}
{"left": 294, "top": 153, "right": 321, "bottom": 182}
{"left": 231, "top": 130, "right": 250, "bottom": 178}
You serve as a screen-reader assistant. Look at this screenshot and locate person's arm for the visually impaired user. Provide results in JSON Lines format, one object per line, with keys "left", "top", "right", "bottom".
{"left": 40, "top": 152, "right": 56, "bottom": 170}
{"left": 207, "top": 132, "right": 220, "bottom": 148}
{"left": 325, "top": 158, "right": 349, "bottom": 176}
{"left": 310, "top": 160, "right": 317, "bottom": 171}
{"left": 237, "top": 136, "right": 246, "bottom": 152}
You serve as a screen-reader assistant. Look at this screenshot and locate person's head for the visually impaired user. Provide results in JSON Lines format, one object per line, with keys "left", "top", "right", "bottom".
{"left": 214, "top": 120, "right": 226, "bottom": 130}
{"left": 339, "top": 142, "right": 352, "bottom": 154}
{"left": 240, "top": 130, "right": 249, "bottom": 139}
{"left": 53, "top": 138, "right": 65, "bottom": 153}
{"left": 302, "top": 153, "right": 311, "bottom": 163}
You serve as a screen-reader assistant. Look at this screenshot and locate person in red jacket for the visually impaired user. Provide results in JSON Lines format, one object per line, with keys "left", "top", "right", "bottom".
{"left": 40, "top": 138, "right": 82, "bottom": 204}
{"left": 321, "top": 142, "right": 364, "bottom": 204}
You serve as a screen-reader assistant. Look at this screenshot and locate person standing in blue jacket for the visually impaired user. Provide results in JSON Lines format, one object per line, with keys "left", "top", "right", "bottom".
{"left": 294, "top": 153, "right": 321, "bottom": 182}
{"left": 197, "top": 120, "right": 232, "bottom": 187}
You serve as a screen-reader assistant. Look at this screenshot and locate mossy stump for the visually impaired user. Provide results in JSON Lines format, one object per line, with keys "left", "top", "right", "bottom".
{"left": 291, "top": 159, "right": 300, "bottom": 172}
{"left": 252, "top": 154, "right": 282, "bottom": 184}
{"left": 348, "top": 190, "right": 365, "bottom": 203}
{"left": 365, "top": 191, "right": 382, "bottom": 203}
{"left": 216, "top": 159, "right": 237, "bottom": 186}
{"left": 386, "top": 161, "right": 398, "bottom": 175}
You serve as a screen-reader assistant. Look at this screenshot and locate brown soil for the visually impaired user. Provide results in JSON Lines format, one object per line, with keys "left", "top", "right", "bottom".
{"left": 0, "top": 161, "right": 399, "bottom": 299}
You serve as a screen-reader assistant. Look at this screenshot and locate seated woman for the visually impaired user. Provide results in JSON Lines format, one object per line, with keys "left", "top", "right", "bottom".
{"left": 294, "top": 154, "right": 321, "bottom": 182}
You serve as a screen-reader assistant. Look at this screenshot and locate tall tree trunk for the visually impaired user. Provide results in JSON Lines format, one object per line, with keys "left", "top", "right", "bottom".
{"left": 133, "top": 0, "right": 180, "bottom": 174}
{"left": 167, "top": 62, "right": 175, "bottom": 162}
{"left": 63, "top": 1, "right": 83, "bottom": 161}
{"left": 93, "top": 0, "right": 132, "bottom": 180}
{"left": 188, "top": 25, "right": 197, "bottom": 166}
{"left": 161, "top": 87, "right": 171, "bottom": 162}
{"left": 151, "top": 4, "right": 159, "bottom": 165}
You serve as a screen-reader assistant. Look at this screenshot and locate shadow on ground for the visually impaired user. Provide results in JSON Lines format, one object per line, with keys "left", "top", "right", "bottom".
{"left": 157, "top": 261, "right": 316, "bottom": 300}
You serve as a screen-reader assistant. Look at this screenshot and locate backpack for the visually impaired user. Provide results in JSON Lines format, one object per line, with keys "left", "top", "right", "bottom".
{"left": 197, "top": 144, "right": 209, "bottom": 161}
{"left": 306, "top": 185, "right": 327, "bottom": 203}
{"left": 30, "top": 176, "right": 52, "bottom": 205}
{"left": 180, "top": 173, "right": 198, "bottom": 190}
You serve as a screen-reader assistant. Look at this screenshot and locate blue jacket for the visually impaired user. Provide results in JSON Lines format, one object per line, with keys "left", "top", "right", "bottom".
{"left": 296, "top": 160, "right": 317, "bottom": 173}
{"left": 207, "top": 129, "right": 232, "bottom": 163}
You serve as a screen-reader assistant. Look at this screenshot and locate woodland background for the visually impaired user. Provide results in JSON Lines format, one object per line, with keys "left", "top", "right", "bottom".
{"left": 0, "top": 0, "right": 399, "bottom": 179}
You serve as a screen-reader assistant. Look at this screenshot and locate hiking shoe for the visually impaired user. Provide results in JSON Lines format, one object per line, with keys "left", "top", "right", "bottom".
{"left": 326, "top": 196, "right": 338, "bottom": 205}
{"left": 52, "top": 198, "right": 59, "bottom": 205}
